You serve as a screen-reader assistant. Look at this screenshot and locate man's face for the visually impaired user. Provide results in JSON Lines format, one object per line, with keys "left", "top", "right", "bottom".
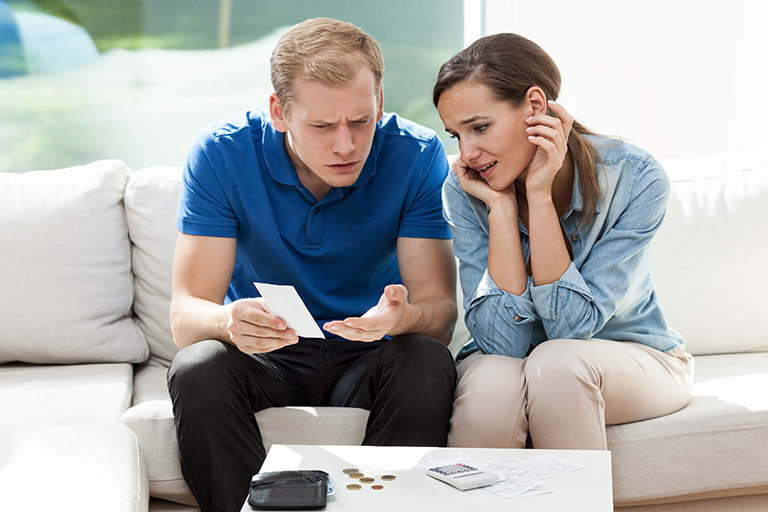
{"left": 270, "top": 67, "right": 383, "bottom": 198}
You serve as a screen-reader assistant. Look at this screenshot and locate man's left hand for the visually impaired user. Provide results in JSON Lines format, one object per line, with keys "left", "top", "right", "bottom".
{"left": 323, "top": 284, "right": 408, "bottom": 342}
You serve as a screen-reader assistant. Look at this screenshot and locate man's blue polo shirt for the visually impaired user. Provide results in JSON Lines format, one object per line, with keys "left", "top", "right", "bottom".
{"left": 178, "top": 109, "right": 451, "bottom": 336}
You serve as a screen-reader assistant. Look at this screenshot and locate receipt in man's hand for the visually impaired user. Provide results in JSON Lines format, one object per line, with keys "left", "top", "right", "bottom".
{"left": 253, "top": 283, "right": 325, "bottom": 339}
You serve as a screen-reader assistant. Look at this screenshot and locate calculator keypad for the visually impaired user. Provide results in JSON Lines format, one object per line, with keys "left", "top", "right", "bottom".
{"left": 430, "top": 464, "right": 477, "bottom": 475}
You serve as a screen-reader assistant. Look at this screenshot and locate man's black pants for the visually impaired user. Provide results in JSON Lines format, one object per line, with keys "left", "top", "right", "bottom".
{"left": 167, "top": 334, "right": 457, "bottom": 512}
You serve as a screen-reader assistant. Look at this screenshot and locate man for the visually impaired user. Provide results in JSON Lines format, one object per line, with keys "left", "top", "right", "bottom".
{"left": 167, "top": 18, "right": 458, "bottom": 512}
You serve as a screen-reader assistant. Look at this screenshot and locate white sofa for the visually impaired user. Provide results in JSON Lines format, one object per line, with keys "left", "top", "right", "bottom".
{"left": 1, "top": 149, "right": 767, "bottom": 511}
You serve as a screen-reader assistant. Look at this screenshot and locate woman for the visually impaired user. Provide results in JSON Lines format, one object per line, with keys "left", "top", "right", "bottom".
{"left": 434, "top": 33, "right": 693, "bottom": 449}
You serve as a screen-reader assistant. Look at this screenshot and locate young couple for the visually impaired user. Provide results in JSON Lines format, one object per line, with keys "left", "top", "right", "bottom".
{"left": 167, "top": 17, "right": 693, "bottom": 512}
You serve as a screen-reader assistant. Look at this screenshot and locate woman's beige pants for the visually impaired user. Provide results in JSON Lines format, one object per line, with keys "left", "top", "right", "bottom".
{"left": 447, "top": 339, "right": 694, "bottom": 449}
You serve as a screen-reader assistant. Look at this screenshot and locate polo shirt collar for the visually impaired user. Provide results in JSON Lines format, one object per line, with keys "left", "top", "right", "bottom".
{"left": 262, "top": 122, "right": 378, "bottom": 192}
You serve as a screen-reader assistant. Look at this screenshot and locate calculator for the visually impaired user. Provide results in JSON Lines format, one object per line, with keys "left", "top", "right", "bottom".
{"left": 426, "top": 463, "right": 499, "bottom": 491}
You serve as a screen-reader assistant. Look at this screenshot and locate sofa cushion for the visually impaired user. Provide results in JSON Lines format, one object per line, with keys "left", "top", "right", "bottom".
{"left": 0, "top": 423, "right": 148, "bottom": 512}
{"left": 608, "top": 352, "right": 768, "bottom": 503}
{"left": 0, "top": 363, "right": 134, "bottom": 431}
{"left": 0, "top": 160, "right": 148, "bottom": 364}
{"left": 651, "top": 149, "right": 768, "bottom": 355}
{"left": 122, "top": 363, "right": 369, "bottom": 505}
{"left": 125, "top": 167, "right": 184, "bottom": 365}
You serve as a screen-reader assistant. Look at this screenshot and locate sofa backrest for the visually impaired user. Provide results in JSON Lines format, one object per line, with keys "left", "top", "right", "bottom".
{"left": 0, "top": 160, "right": 149, "bottom": 364}
{"left": 124, "top": 167, "right": 183, "bottom": 365}
{"left": 649, "top": 148, "right": 768, "bottom": 355}
{"left": 124, "top": 146, "right": 768, "bottom": 363}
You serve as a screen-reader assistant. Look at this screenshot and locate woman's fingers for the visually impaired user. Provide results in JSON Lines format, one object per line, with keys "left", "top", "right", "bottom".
{"left": 547, "top": 100, "right": 575, "bottom": 140}
{"left": 525, "top": 124, "right": 565, "bottom": 155}
{"left": 527, "top": 134, "right": 557, "bottom": 157}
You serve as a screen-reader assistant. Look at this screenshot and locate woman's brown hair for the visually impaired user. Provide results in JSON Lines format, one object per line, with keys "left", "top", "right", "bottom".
{"left": 433, "top": 33, "right": 601, "bottom": 226}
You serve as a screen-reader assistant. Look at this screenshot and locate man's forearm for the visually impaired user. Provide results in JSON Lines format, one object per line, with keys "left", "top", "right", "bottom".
{"left": 170, "top": 296, "right": 232, "bottom": 349}
{"left": 389, "top": 297, "right": 457, "bottom": 346}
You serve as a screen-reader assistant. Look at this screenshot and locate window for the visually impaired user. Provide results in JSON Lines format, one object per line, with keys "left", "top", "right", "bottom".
{"left": 0, "top": 0, "right": 464, "bottom": 173}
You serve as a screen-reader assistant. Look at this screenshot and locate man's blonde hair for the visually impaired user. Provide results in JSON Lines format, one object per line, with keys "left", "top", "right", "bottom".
{"left": 270, "top": 18, "right": 384, "bottom": 111}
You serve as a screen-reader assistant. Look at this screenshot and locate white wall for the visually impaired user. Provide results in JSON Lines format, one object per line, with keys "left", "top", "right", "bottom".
{"left": 482, "top": 0, "right": 768, "bottom": 161}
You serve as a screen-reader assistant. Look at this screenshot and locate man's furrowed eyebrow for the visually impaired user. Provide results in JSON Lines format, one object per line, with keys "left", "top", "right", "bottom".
{"left": 460, "top": 115, "right": 489, "bottom": 125}
{"left": 306, "top": 113, "right": 374, "bottom": 125}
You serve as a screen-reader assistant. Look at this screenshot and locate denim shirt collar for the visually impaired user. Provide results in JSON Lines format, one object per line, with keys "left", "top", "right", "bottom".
{"left": 563, "top": 159, "right": 602, "bottom": 219}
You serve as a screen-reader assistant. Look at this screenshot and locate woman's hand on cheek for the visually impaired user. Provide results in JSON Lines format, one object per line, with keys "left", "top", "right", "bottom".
{"left": 524, "top": 101, "right": 574, "bottom": 198}
{"left": 453, "top": 157, "right": 514, "bottom": 209}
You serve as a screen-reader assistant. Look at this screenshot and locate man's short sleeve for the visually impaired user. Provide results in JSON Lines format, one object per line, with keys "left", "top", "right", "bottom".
{"left": 177, "top": 135, "right": 238, "bottom": 238}
{"left": 397, "top": 137, "right": 452, "bottom": 239}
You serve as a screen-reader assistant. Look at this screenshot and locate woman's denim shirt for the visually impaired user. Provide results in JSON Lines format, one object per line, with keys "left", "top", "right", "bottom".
{"left": 443, "top": 135, "right": 684, "bottom": 359}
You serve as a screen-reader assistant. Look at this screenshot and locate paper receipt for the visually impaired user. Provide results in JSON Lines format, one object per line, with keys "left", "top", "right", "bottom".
{"left": 253, "top": 283, "right": 325, "bottom": 339}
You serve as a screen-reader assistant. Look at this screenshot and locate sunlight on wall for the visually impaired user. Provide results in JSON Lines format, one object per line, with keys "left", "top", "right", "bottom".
{"left": 482, "top": 0, "right": 768, "bottom": 162}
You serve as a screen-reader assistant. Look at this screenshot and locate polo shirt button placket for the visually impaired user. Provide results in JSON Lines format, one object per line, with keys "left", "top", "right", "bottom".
{"left": 304, "top": 205, "right": 323, "bottom": 248}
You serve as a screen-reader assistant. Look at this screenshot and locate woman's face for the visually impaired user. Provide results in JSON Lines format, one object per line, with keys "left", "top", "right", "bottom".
{"left": 437, "top": 81, "right": 537, "bottom": 190}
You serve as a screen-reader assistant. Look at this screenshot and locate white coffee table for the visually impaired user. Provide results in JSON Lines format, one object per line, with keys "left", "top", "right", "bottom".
{"left": 241, "top": 445, "right": 612, "bottom": 511}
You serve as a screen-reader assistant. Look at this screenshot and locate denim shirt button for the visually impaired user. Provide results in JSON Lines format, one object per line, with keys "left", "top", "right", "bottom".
{"left": 571, "top": 233, "right": 579, "bottom": 242}
{"left": 513, "top": 314, "right": 521, "bottom": 322}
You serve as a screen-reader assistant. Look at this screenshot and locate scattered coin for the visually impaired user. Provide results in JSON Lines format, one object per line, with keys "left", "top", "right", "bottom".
{"left": 371, "top": 485, "right": 384, "bottom": 490}
{"left": 342, "top": 468, "right": 359, "bottom": 475}
{"left": 349, "top": 472, "right": 364, "bottom": 479}
{"left": 346, "top": 484, "right": 362, "bottom": 491}
{"left": 359, "top": 477, "right": 375, "bottom": 484}
{"left": 381, "top": 474, "right": 397, "bottom": 481}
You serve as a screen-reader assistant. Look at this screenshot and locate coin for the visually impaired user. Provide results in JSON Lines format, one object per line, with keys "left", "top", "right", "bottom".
{"left": 349, "top": 472, "right": 364, "bottom": 479}
{"left": 381, "top": 474, "right": 397, "bottom": 481}
{"left": 371, "top": 485, "right": 384, "bottom": 490}
{"left": 359, "top": 477, "right": 375, "bottom": 484}
{"left": 346, "top": 484, "right": 362, "bottom": 490}
{"left": 342, "top": 468, "right": 359, "bottom": 475}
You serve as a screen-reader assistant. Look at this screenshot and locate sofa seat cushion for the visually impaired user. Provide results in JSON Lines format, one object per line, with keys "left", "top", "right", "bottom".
{"left": 122, "top": 363, "right": 369, "bottom": 505}
{"left": 608, "top": 352, "right": 768, "bottom": 504}
{"left": 0, "top": 423, "right": 148, "bottom": 512}
{"left": 0, "top": 363, "right": 133, "bottom": 431}
{"left": 0, "top": 160, "right": 148, "bottom": 364}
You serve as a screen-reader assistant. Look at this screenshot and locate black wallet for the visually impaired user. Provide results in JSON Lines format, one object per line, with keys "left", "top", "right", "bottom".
{"left": 248, "top": 470, "right": 328, "bottom": 510}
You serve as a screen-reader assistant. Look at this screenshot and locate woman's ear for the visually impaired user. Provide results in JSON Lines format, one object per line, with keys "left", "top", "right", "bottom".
{"left": 269, "top": 93, "right": 288, "bottom": 133}
{"left": 525, "top": 86, "right": 548, "bottom": 116}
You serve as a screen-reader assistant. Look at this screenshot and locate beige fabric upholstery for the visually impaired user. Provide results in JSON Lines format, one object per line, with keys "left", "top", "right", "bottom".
{"left": 149, "top": 499, "right": 200, "bottom": 512}
{"left": 122, "top": 363, "right": 369, "bottom": 505}
{"left": 608, "top": 352, "right": 768, "bottom": 502}
{"left": 0, "top": 424, "right": 148, "bottom": 512}
{"left": 650, "top": 155, "right": 768, "bottom": 355}
{"left": 0, "top": 363, "right": 133, "bottom": 431}
{"left": 126, "top": 352, "right": 768, "bottom": 506}
{"left": 121, "top": 363, "right": 195, "bottom": 505}
{"left": 0, "top": 364, "right": 144, "bottom": 511}
{"left": 125, "top": 166, "right": 184, "bottom": 366}
{"left": 0, "top": 160, "right": 148, "bottom": 364}
{"left": 618, "top": 490, "right": 768, "bottom": 511}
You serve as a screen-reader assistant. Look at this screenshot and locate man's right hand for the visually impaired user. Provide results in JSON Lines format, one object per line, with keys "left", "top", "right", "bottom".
{"left": 226, "top": 298, "right": 299, "bottom": 354}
